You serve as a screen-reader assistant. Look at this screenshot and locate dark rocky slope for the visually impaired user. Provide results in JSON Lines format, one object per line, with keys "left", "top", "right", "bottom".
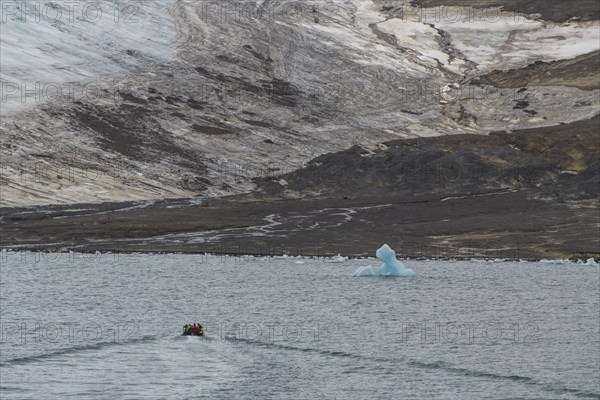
{"left": 409, "top": 0, "right": 600, "bottom": 22}
{"left": 478, "top": 51, "right": 600, "bottom": 91}
{"left": 254, "top": 116, "right": 600, "bottom": 201}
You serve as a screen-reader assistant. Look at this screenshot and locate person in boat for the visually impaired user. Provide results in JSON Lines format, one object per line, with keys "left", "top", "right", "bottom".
{"left": 182, "top": 323, "right": 204, "bottom": 336}
{"left": 191, "top": 323, "right": 200, "bottom": 336}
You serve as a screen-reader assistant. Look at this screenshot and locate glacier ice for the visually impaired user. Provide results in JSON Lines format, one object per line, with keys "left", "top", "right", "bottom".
{"left": 354, "top": 244, "right": 415, "bottom": 277}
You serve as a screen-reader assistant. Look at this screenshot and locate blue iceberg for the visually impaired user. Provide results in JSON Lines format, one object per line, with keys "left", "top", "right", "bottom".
{"left": 354, "top": 244, "right": 415, "bottom": 277}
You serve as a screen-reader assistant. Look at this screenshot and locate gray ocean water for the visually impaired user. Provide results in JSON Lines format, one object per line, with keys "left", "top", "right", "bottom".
{"left": 0, "top": 253, "right": 598, "bottom": 399}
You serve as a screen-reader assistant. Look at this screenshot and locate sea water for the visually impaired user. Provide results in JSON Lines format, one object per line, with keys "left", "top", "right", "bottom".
{"left": 0, "top": 253, "right": 598, "bottom": 399}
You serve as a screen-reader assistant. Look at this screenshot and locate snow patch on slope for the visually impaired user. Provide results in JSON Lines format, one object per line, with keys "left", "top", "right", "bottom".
{"left": 434, "top": 13, "right": 600, "bottom": 72}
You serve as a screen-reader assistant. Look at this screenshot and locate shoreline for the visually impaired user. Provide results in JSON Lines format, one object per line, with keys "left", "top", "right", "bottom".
{"left": 2, "top": 191, "right": 598, "bottom": 263}
{"left": 2, "top": 248, "right": 597, "bottom": 264}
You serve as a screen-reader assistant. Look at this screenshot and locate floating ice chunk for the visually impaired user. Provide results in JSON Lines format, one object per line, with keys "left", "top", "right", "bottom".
{"left": 375, "top": 244, "right": 415, "bottom": 276}
{"left": 354, "top": 244, "right": 415, "bottom": 277}
{"left": 540, "top": 259, "right": 571, "bottom": 264}
{"left": 327, "top": 254, "right": 348, "bottom": 263}
{"left": 584, "top": 258, "right": 598, "bottom": 266}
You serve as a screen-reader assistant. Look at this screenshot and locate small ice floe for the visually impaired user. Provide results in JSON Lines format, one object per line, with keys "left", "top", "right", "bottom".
{"left": 354, "top": 244, "right": 415, "bottom": 277}
{"left": 326, "top": 254, "right": 348, "bottom": 263}
{"left": 540, "top": 259, "right": 571, "bottom": 265}
{"left": 584, "top": 258, "right": 598, "bottom": 266}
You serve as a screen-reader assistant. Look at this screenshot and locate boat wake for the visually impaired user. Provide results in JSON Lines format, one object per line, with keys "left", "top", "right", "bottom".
{"left": 226, "top": 336, "right": 599, "bottom": 399}
{"left": 0, "top": 335, "right": 157, "bottom": 366}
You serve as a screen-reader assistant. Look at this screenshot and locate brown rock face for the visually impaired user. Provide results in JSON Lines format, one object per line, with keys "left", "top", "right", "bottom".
{"left": 478, "top": 51, "right": 600, "bottom": 91}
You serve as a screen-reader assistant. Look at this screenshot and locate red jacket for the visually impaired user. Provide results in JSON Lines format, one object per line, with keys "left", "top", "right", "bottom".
{"left": 191, "top": 325, "right": 200, "bottom": 335}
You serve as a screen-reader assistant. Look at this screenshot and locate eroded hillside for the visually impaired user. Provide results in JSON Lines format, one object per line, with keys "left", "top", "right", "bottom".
{"left": 1, "top": 0, "right": 599, "bottom": 206}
